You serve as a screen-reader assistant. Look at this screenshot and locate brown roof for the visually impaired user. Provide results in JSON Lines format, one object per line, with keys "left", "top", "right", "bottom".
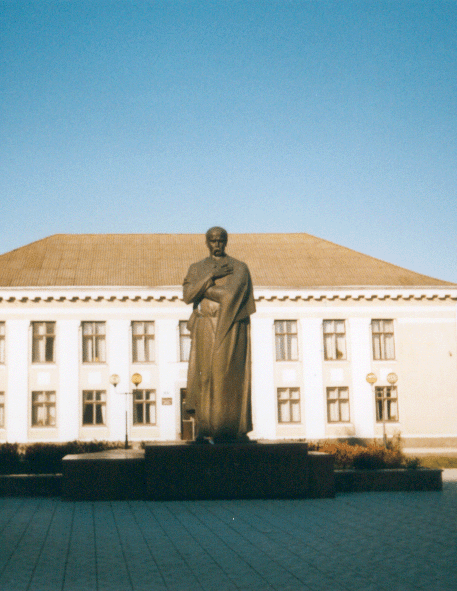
{"left": 0, "top": 233, "right": 453, "bottom": 288}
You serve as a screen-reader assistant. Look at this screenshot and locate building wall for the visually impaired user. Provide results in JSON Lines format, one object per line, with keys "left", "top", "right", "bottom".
{"left": 0, "top": 291, "right": 456, "bottom": 445}
{"left": 395, "top": 318, "right": 457, "bottom": 437}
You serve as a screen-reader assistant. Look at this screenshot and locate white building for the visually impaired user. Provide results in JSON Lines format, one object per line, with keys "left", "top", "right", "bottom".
{"left": 0, "top": 233, "right": 456, "bottom": 447}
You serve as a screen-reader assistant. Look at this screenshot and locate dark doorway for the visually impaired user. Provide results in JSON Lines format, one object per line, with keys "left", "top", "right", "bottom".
{"left": 180, "top": 388, "right": 195, "bottom": 441}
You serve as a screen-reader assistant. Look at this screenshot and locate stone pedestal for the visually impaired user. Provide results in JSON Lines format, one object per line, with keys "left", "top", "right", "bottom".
{"left": 61, "top": 443, "right": 335, "bottom": 501}
{"left": 144, "top": 441, "right": 334, "bottom": 500}
{"left": 62, "top": 450, "right": 144, "bottom": 501}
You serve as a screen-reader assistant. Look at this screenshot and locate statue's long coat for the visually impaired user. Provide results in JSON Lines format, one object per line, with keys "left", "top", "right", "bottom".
{"left": 183, "top": 255, "right": 256, "bottom": 439}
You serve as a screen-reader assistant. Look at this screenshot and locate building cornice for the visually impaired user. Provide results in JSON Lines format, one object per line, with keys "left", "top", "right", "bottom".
{"left": 0, "top": 286, "right": 456, "bottom": 303}
{"left": 255, "top": 287, "right": 457, "bottom": 302}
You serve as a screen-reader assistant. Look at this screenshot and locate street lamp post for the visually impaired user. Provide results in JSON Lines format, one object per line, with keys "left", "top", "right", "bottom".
{"left": 386, "top": 372, "right": 399, "bottom": 446}
{"left": 110, "top": 373, "right": 142, "bottom": 450}
{"left": 366, "top": 372, "right": 382, "bottom": 443}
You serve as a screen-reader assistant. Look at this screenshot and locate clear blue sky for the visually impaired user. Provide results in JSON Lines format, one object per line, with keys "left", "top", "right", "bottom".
{"left": 1, "top": 1, "right": 456, "bottom": 283}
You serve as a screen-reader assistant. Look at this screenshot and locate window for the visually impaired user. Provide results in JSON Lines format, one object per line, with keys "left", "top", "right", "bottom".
{"left": 179, "top": 321, "right": 191, "bottom": 362}
{"left": 32, "top": 322, "right": 55, "bottom": 363}
{"left": 275, "top": 320, "right": 298, "bottom": 361}
{"left": 132, "top": 321, "right": 155, "bottom": 363}
{"left": 0, "top": 322, "right": 5, "bottom": 363}
{"left": 375, "top": 386, "right": 398, "bottom": 422}
{"left": 323, "top": 320, "right": 346, "bottom": 360}
{"left": 0, "top": 392, "right": 4, "bottom": 428}
{"left": 82, "top": 390, "right": 106, "bottom": 425}
{"left": 133, "top": 389, "right": 156, "bottom": 425}
{"left": 82, "top": 322, "right": 106, "bottom": 363}
{"left": 326, "top": 387, "right": 350, "bottom": 422}
{"left": 277, "top": 387, "right": 301, "bottom": 423}
{"left": 31, "top": 391, "right": 56, "bottom": 427}
{"left": 372, "top": 320, "right": 395, "bottom": 360}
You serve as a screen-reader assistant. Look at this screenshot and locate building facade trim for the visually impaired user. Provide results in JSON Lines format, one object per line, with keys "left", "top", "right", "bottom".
{"left": 0, "top": 286, "right": 456, "bottom": 304}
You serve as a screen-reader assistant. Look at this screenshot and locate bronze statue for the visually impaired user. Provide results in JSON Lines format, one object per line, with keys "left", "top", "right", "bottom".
{"left": 183, "top": 227, "right": 256, "bottom": 442}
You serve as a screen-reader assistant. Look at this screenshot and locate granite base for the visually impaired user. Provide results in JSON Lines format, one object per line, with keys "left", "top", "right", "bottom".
{"left": 144, "top": 441, "right": 334, "bottom": 500}
{"left": 61, "top": 443, "right": 335, "bottom": 501}
{"left": 62, "top": 450, "right": 145, "bottom": 501}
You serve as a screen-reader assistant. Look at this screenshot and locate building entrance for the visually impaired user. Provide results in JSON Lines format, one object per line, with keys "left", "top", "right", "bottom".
{"left": 180, "top": 388, "right": 195, "bottom": 441}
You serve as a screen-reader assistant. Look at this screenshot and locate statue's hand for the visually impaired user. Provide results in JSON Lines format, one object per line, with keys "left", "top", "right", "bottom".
{"left": 211, "top": 262, "right": 234, "bottom": 279}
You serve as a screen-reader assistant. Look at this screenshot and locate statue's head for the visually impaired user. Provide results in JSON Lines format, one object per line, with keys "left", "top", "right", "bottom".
{"left": 206, "top": 227, "right": 228, "bottom": 258}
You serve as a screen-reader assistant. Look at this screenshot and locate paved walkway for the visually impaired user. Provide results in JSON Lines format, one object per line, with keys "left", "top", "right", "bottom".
{"left": 1, "top": 471, "right": 456, "bottom": 591}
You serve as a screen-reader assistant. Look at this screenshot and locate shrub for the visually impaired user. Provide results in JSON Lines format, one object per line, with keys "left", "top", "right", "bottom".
{"left": 24, "top": 443, "right": 68, "bottom": 474}
{"left": 351, "top": 444, "right": 403, "bottom": 470}
{"left": 308, "top": 441, "right": 359, "bottom": 469}
{"left": 308, "top": 439, "right": 414, "bottom": 470}
{"left": 0, "top": 443, "right": 21, "bottom": 474}
{"left": 405, "top": 457, "right": 421, "bottom": 470}
{"left": 23, "top": 441, "right": 125, "bottom": 474}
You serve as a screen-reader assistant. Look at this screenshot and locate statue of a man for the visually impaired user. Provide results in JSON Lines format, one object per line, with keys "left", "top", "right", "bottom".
{"left": 183, "top": 227, "right": 256, "bottom": 442}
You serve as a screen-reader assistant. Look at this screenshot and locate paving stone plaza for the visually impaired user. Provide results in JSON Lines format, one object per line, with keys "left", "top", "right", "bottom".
{"left": 1, "top": 470, "right": 456, "bottom": 591}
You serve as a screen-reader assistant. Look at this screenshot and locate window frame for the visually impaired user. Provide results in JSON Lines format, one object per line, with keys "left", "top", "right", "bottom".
{"left": 326, "top": 386, "right": 350, "bottom": 423}
{"left": 179, "top": 321, "right": 191, "bottom": 362}
{"left": 31, "top": 390, "right": 57, "bottom": 427}
{"left": 32, "top": 321, "right": 56, "bottom": 364}
{"left": 277, "top": 387, "right": 301, "bottom": 424}
{"left": 274, "top": 320, "right": 299, "bottom": 362}
{"left": 375, "top": 386, "right": 399, "bottom": 422}
{"left": 371, "top": 319, "right": 395, "bottom": 361}
{"left": 82, "top": 322, "right": 106, "bottom": 364}
{"left": 131, "top": 321, "right": 155, "bottom": 363}
{"left": 132, "top": 389, "right": 157, "bottom": 425}
{"left": 323, "top": 320, "right": 347, "bottom": 361}
{"left": 82, "top": 390, "right": 107, "bottom": 425}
